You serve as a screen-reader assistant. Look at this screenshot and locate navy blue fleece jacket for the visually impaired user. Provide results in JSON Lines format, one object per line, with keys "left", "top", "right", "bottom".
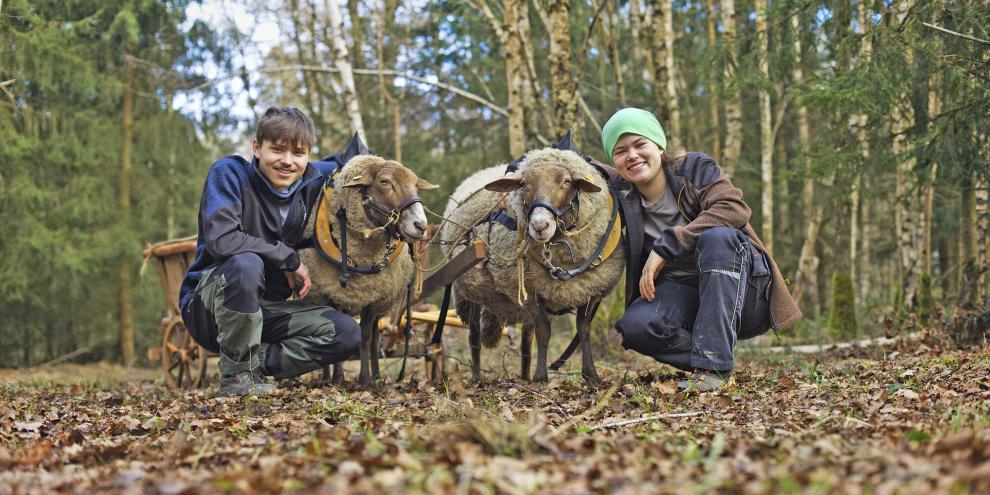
{"left": 178, "top": 155, "right": 341, "bottom": 310}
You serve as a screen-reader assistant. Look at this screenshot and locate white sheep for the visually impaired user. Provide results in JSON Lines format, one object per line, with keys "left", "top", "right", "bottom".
{"left": 440, "top": 146, "right": 625, "bottom": 384}
{"left": 301, "top": 152, "right": 437, "bottom": 387}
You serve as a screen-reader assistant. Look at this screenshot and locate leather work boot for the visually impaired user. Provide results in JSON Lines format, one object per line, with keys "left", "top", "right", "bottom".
{"left": 676, "top": 369, "right": 729, "bottom": 392}
{"left": 219, "top": 371, "right": 277, "bottom": 397}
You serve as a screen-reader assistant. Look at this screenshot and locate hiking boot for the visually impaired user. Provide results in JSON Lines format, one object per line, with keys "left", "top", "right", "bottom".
{"left": 219, "top": 371, "right": 276, "bottom": 397}
{"left": 677, "top": 369, "right": 729, "bottom": 392}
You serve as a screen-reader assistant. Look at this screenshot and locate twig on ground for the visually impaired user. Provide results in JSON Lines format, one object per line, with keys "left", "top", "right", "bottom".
{"left": 544, "top": 374, "right": 624, "bottom": 440}
{"left": 515, "top": 383, "right": 571, "bottom": 419}
{"left": 586, "top": 411, "right": 707, "bottom": 431}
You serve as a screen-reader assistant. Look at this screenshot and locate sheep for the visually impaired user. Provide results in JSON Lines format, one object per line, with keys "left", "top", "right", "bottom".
{"left": 300, "top": 146, "right": 438, "bottom": 387}
{"left": 440, "top": 145, "right": 625, "bottom": 384}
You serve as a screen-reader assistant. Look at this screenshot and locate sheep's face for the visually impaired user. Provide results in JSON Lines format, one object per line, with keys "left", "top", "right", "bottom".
{"left": 485, "top": 164, "right": 600, "bottom": 243}
{"left": 343, "top": 158, "right": 438, "bottom": 241}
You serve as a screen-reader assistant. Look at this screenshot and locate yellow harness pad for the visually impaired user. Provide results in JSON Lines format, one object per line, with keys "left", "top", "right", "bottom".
{"left": 313, "top": 184, "right": 406, "bottom": 268}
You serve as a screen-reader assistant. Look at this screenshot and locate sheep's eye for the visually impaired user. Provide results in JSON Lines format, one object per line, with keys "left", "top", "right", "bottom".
{"left": 379, "top": 179, "right": 390, "bottom": 186}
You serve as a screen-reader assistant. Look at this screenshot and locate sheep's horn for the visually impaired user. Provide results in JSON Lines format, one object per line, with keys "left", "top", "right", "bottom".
{"left": 553, "top": 130, "right": 574, "bottom": 151}
{"left": 339, "top": 132, "right": 371, "bottom": 165}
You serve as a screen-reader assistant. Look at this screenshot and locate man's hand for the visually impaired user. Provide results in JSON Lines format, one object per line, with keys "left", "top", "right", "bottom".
{"left": 639, "top": 250, "right": 665, "bottom": 302}
{"left": 285, "top": 262, "right": 312, "bottom": 299}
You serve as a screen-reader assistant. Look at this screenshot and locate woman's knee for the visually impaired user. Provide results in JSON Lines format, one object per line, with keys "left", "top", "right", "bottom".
{"left": 697, "top": 227, "right": 744, "bottom": 251}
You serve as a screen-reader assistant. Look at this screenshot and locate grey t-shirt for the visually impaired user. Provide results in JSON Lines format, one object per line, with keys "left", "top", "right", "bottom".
{"left": 642, "top": 188, "right": 698, "bottom": 278}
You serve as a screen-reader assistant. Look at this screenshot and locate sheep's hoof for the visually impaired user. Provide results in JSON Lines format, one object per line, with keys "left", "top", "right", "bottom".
{"left": 471, "top": 371, "right": 481, "bottom": 383}
{"left": 357, "top": 374, "right": 372, "bottom": 389}
{"left": 582, "top": 371, "right": 602, "bottom": 387}
{"left": 532, "top": 371, "right": 549, "bottom": 383}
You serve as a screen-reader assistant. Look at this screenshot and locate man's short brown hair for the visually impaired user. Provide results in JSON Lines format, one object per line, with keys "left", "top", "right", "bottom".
{"left": 255, "top": 107, "right": 316, "bottom": 151}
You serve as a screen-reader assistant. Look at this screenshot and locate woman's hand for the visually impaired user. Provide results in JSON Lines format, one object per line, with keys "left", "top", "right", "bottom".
{"left": 639, "top": 251, "right": 665, "bottom": 302}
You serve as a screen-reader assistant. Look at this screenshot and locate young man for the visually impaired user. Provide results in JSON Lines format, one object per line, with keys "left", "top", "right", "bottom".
{"left": 179, "top": 107, "right": 360, "bottom": 397}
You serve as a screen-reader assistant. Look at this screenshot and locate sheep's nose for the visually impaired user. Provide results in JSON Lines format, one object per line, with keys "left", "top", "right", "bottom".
{"left": 413, "top": 219, "right": 427, "bottom": 234}
{"left": 531, "top": 218, "right": 551, "bottom": 233}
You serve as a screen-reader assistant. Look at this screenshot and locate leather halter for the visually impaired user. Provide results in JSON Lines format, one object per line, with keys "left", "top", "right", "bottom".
{"left": 361, "top": 188, "right": 423, "bottom": 235}
{"left": 312, "top": 179, "right": 409, "bottom": 287}
{"left": 523, "top": 188, "right": 580, "bottom": 231}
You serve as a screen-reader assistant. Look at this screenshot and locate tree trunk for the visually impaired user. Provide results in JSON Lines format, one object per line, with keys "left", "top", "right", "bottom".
{"left": 547, "top": 0, "right": 579, "bottom": 142}
{"left": 849, "top": 0, "right": 874, "bottom": 305}
{"left": 891, "top": 0, "right": 920, "bottom": 310}
{"left": 706, "top": 0, "right": 721, "bottom": 162}
{"left": 504, "top": 0, "right": 527, "bottom": 157}
{"left": 791, "top": 10, "right": 819, "bottom": 315}
{"left": 347, "top": 0, "right": 365, "bottom": 69}
{"left": 977, "top": 174, "right": 989, "bottom": 299}
{"left": 719, "top": 0, "right": 741, "bottom": 176}
{"left": 860, "top": 189, "right": 872, "bottom": 305}
{"left": 325, "top": 0, "right": 366, "bottom": 142}
{"left": 651, "top": 0, "right": 680, "bottom": 141}
{"left": 756, "top": 0, "right": 772, "bottom": 254}
{"left": 604, "top": 0, "right": 626, "bottom": 107}
{"left": 119, "top": 54, "right": 135, "bottom": 367}
{"left": 960, "top": 175, "right": 976, "bottom": 299}
{"left": 629, "top": 0, "right": 646, "bottom": 76}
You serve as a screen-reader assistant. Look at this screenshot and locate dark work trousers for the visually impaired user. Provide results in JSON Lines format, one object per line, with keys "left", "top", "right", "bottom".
{"left": 615, "top": 227, "right": 772, "bottom": 372}
{"left": 181, "top": 252, "right": 361, "bottom": 380}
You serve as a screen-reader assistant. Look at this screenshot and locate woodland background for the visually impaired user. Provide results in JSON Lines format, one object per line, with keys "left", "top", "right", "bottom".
{"left": 1, "top": 0, "right": 988, "bottom": 367}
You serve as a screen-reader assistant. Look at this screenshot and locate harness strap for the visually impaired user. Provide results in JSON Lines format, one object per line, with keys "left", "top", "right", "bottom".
{"left": 531, "top": 190, "right": 622, "bottom": 281}
{"left": 311, "top": 183, "right": 407, "bottom": 287}
{"left": 486, "top": 210, "right": 518, "bottom": 231}
{"left": 396, "top": 280, "right": 414, "bottom": 382}
{"left": 430, "top": 283, "right": 452, "bottom": 345}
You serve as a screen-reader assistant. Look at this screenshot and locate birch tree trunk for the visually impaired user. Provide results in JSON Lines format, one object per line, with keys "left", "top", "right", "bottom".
{"left": 891, "top": 0, "right": 921, "bottom": 310}
{"left": 119, "top": 54, "right": 135, "bottom": 366}
{"left": 604, "top": 0, "right": 626, "bottom": 107}
{"left": 325, "top": 0, "right": 366, "bottom": 142}
{"left": 921, "top": 1, "right": 942, "bottom": 277}
{"left": 976, "top": 174, "right": 989, "bottom": 299}
{"left": 651, "top": 0, "right": 680, "bottom": 140}
{"left": 706, "top": 0, "right": 721, "bottom": 161}
{"left": 849, "top": 0, "right": 874, "bottom": 305}
{"left": 547, "top": 0, "right": 579, "bottom": 142}
{"left": 756, "top": 0, "right": 773, "bottom": 254}
{"left": 629, "top": 0, "right": 646, "bottom": 75}
{"left": 791, "top": 10, "right": 820, "bottom": 315}
{"left": 477, "top": 0, "right": 527, "bottom": 157}
{"left": 720, "top": 0, "right": 742, "bottom": 176}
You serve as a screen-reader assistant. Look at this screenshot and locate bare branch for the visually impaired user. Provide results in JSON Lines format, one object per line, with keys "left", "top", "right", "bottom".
{"left": 183, "top": 64, "right": 509, "bottom": 117}
{"left": 922, "top": 21, "right": 990, "bottom": 45}
{"left": 587, "top": 411, "right": 707, "bottom": 431}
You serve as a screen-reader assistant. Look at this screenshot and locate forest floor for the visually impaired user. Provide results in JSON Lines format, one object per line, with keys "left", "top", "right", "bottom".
{"left": 1, "top": 328, "right": 989, "bottom": 494}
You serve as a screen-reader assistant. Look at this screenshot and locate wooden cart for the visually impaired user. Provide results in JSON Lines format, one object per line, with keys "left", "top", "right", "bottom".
{"left": 144, "top": 235, "right": 485, "bottom": 389}
{"left": 143, "top": 236, "right": 210, "bottom": 389}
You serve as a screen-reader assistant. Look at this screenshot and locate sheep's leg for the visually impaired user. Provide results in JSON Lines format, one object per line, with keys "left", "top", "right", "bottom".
{"left": 576, "top": 300, "right": 602, "bottom": 386}
{"left": 330, "top": 363, "right": 344, "bottom": 385}
{"left": 520, "top": 324, "right": 533, "bottom": 381}
{"left": 469, "top": 323, "right": 482, "bottom": 382}
{"left": 370, "top": 317, "right": 382, "bottom": 381}
{"left": 531, "top": 309, "right": 552, "bottom": 383}
{"left": 358, "top": 308, "right": 374, "bottom": 388}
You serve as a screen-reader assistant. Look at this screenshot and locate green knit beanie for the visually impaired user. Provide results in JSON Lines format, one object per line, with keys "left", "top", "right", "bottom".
{"left": 601, "top": 108, "right": 667, "bottom": 162}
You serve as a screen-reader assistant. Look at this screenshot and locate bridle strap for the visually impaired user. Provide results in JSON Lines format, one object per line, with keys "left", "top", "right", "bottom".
{"left": 524, "top": 189, "right": 580, "bottom": 230}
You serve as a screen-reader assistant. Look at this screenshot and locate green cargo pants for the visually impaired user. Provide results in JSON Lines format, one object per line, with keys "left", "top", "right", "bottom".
{"left": 180, "top": 252, "right": 360, "bottom": 380}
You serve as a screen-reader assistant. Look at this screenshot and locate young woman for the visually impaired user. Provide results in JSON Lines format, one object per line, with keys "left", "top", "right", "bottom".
{"left": 603, "top": 108, "right": 801, "bottom": 390}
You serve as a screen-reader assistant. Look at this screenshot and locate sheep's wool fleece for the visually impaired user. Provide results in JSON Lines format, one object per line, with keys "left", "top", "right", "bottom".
{"left": 300, "top": 155, "right": 413, "bottom": 316}
{"left": 442, "top": 148, "right": 626, "bottom": 322}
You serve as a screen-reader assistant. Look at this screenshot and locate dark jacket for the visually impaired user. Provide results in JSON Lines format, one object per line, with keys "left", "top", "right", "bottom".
{"left": 606, "top": 152, "right": 802, "bottom": 330}
{"left": 178, "top": 155, "right": 341, "bottom": 310}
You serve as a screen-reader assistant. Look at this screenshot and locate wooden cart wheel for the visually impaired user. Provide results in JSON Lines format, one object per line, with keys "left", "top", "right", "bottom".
{"left": 162, "top": 316, "right": 208, "bottom": 389}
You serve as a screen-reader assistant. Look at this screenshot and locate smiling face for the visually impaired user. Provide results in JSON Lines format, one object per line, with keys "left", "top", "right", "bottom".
{"left": 253, "top": 138, "right": 309, "bottom": 190}
{"left": 611, "top": 134, "right": 664, "bottom": 186}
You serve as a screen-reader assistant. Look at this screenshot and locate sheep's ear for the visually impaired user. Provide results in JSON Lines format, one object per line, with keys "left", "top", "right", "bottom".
{"left": 342, "top": 173, "right": 375, "bottom": 188}
{"left": 416, "top": 178, "right": 440, "bottom": 190}
{"left": 485, "top": 172, "right": 524, "bottom": 192}
{"left": 572, "top": 172, "right": 601, "bottom": 193}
